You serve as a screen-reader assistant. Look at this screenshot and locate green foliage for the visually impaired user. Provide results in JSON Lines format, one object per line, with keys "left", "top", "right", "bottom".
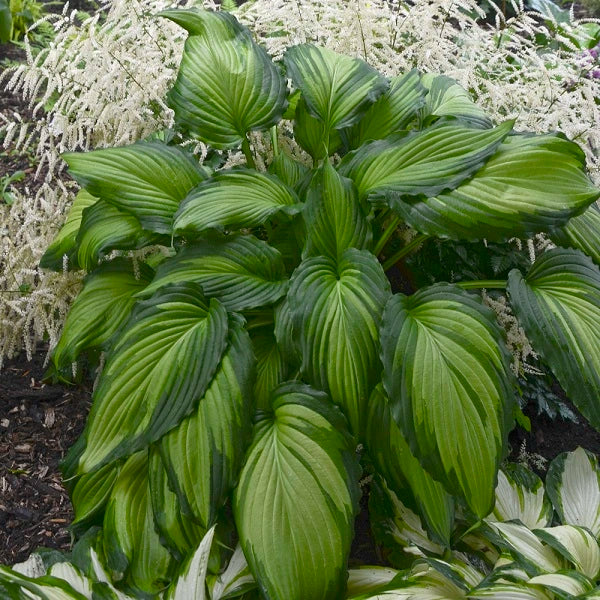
{"left": 30, "top": 6, "right": 600, "bottom": 598}
{"left": 0, "top": 0, "right": 45, "bottom": 44}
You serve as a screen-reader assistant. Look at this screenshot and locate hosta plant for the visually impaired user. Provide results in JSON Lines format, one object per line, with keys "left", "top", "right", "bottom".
{"left": 22, "top": 5, "right": 600, "bottom": 599}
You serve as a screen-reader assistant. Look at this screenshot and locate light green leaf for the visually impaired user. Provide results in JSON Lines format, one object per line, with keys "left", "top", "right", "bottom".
{"left": 288, "top": 248, "right": 390, "bottom": 434}
{"left": 47, "top": 564, "right": 92, "bottom": 598}
{"left": 390, "top": 135, "right": 600, "bottom": 241}
{"left": 159, "top": 319, "right": 254, "bottom": 528}
{"left": 267, "top": 150, "right": 309, "bottom": 189}
{"left": 293, "top": 95, "right": 343, "bottom": 160}
{"left": 528, "top": 571, "right": 594, "bottom": 597}
{"left": 63, "top": 141, "right": 207, "bottom": 234}
{"left": 381, "top": 285, "right": 514, "bottom": 517}
{"left": 210, "top": 544, "right": 256, "bottom": 600}
{"left": 534, "top": 525, "right": 600, "bottom": 579}
{"left": 103, "top": 451, "right": 172, "bottom": 596}
{"left": 546, "top": 447, "right": 600, "bottom": 537}
{"left": 0, "top": 566, "right": 90, "bottom": 600}
{"left": 140, "top": 234, "right": 288, "bottom": 312}
{"left": 284, "top": 43, "right": 388, "bottom": 131}
{"left": 338, "top": 120, "right": 512, "bottom": 201}
{"left": 486, "top": 464, "right": 553, "bottom": 529}
{"left": 347, "top": 567, "right": 400, "bottom": 598}
{"left": 51, "top": 259, "right": 152, "bottom": 373}
{"left": 173, "top": 169, "right": 301, "bottom": 237}
{"left": 366, "top": 384, "right": 454, "bottom": 548}
{"left": 161, "top": 9, "right": 287, "bottom": 148}
{"left": 507, "top": 248, "right": 600, "bottom": 430}
{"left": 251, "top": 326, "right": 287, "bottom": 412}
{"left": 233, "top": 382, "right": 360, "bottom": 600}
{"left": 74, "top": 283, "right": 229, "bottom": 474}
{"left": 346, "top": 69, "right": 427, "bottom": 148}
{"left": 468, "top": 583, "right": 552, "bottom": 599}
{"left": 40, "top": 189, "right": 97, "bottom": 271}
{"left": 303, "top": 162, "right": 371, "bottom": 261}
{"left": 551, "top": 203, "right": 600, "bottom": 266}
{"left": 420, "top": 74, "right": 493, "bottom": 129}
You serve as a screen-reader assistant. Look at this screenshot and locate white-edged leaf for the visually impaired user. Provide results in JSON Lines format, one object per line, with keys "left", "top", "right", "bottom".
{"left": 347, "top": 566, "right": 400, "bottom": 598}
{"left": 0, "top": 565, "right": 90, "bottom": 600}
{"left": 528, "top": 571, "right": 594, "bottom": 597}
{"left": 47, "top": 564, "right": 92, "bottom": 598}
{"left": 468, "top": 583, "right": 552, "bottom": 599}
{"left": 210, "top": 544, "right": 256, "bottom": 600}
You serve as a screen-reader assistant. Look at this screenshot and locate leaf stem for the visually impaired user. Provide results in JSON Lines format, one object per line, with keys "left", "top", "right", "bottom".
{"left": 374, "top": 215, "right": 402, "bottom": 256}
{"left": 241, "top": 136, "right": 256, "bottom": 169}
{"left": 382, "top": 234, "right": 430, "bottom": 271}
{"left": 456, "top": 280, "right": 507, "bottom": 290}
{"left": 270, "top": 126, "right": 279, "bottom": 158}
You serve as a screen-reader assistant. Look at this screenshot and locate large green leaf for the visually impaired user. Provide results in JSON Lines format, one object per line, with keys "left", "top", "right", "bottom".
{"left": 233, "top": 382, "right": 360, "bottom": 600}
{"left": 159, "top": 319, "right": 254, "bottom": 528}
{"left": 293, "top": 95, "right": 343, "bottom": 160}
{"left": 507, "top": 248, "right": 600, "bottom": 430}
{"left": 103, "top": 451, "right": 172, "bottom": 596}
{"left": 366, "top": 384, "right": 454, "bottom": 548}
{"left": 140, "top": 235, "right": 288, "bottom": 312}
{"left": 173, "top": 169, "right": 301, "bottom": 237}
{"left": 0, "top": 0, "right": 12, "bottom": 44}
{"left": 389, "top": 135, "right": 600, "bottom": 241}
{"left": 50, "top": 259, "right": 153, "bottom": 373}
{"left": 251, "top": 326, "right": 287, "bottom": 412}
{"left": 160, "top": 9, "right": 287, "bottom": 149}
{"left": 551, "top": 203, "right": 600, "bottom": 266}
{"left": 73, "top": 283, "right": 229, "bottom": 474}
{"left": 303, "top": 162, "right": 371, "bottom": 261}
{"left": 288, "top": 248, "right": 391, "bottom": 434}
{"left": 62, "top": 141, "right": 207, "bottom": 234}
{"left": 380, "top": 285, "right": 514, "bottom": 517}
{"left": 284, "top": 44, "right": 388, "bottom": 132}
{"left": 345, "top": 69, "right": 427, "bottom": 149}
{"left": 337, "top": 120, "right": 512, "bottom": 201}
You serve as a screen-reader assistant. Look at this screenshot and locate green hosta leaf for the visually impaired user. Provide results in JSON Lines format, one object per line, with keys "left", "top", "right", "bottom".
{"left": 534, "top": 526, "right": 600, "bottom": 579}
{"left": 103, "top": 451, "right": 172, "bottom": 595}
{"left": 420, "top": 74, "right": 493, "bottom": 129}
{"left": 381, "top": 285, "right": 514, "bottom": 517}
{"left": 486, "top": 464, "right": 553, "bottom": 529}
{"left": 251, "top": 326, "right": 287, "bottom": 411}
{"left": 0, "top": 0, "right": 12, "bottom": 44}
{"left": 233, "top": 382, "right": 360, "bottom": 600}
{"left": 210, "top": 544, "right": 256, "bottom": 600}
{"left": 338, "top": 120, "right": 512, "bottom": 201}
{"left": 63, "top": 141, "right": 207, "bottom": 234}
{"left": 527, "top": 571, "right": 594, "bottom": 597}
{"left": 140, "top": 235, "right": 288, "bottom": 312}
{"left": 288, "top": 248, "right": 390, "bottom": 434}
{"left": 40, "top": 189, "right": 97, "bottom": 271}
{"left": 159, "top": 319, "right": 253, "bottom": 528}
{"left": 345, "top": 69, "right": 426, "bottom": 149}
{"left": 174, "top": 169, "right": 301, "bottom": 237}
{"left": 74, "top": 283, "right": 229, "bottom": 474}
{"left": 161, "top": 10, "right": 287, "bottom": 148}
{"left": 392, "top": 135, "right": 600, "bottom": 241}
{"left": 284, "top": 44, "right": 388, "bottom": 131}
{"left": 293, "top": 95, "right": 343, "bottom": 160}
{"left": 303, "top": 162, "right": 371, "bottom": 261}
{"left": 551, "top": 204, "right": 600, "bottom": 266}
{"left": 507, "top": 248, "right": 600, "bottom": 430}
{"left": 267, "top": 150, "right": 309, "bottom": 189}
{"left": 76, "top": 199, "right": 161, "bottom": 272}
{"left": 546, "top": 447, "right": 600, "bottom": 537}
{"left": 366, "top": 384, "right": 454, "bottom": 548}
{"left": 51, "top": 259, "right": 152, "bottom": 373}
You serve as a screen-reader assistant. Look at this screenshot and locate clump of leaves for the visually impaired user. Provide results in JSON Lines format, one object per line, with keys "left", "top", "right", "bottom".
{"left": 24, "top": 6, "right": 600, "bottom": 598}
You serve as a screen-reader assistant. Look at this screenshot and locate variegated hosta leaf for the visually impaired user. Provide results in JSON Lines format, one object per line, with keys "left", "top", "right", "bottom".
{"left": 527, "top": 571, "right": 594, "bottom": 598}
{"left": 337, "top": 120, "right": 512, "bottom": 201}
{"left": 173, "top": 169, "right": 301, "bottom": 237}
{"left": 488, "top": 521, "right": 564, "bottom": 574}
{"left": 346, "top": 567, "right": 400, "bottom": 598}
{"left": 546, "top": 447, "right": 600, "bottom": 537}
{"left": 103, "top": 451, "right": 172, "bottom": 596}
{"left": 63, "top": 141, "right": 207, "bottom": 234}
{"left": 345, "top": 69, "right": 426, "bottom": 149}
{"left": 50, "top": 259, "right": 152, "bottom": 373}
{"left": 40, "top": 189, "right": 97, "bottom": 271}
{"left": 140, "top": 235, "right": 288, "bottom": 312}
{"left": 366, "top": 384, "right": 454, "bottom": 548}
{"left": 390, "top": 135, "right": 600, "bottom": 241}
{"left": 380, "top": 285, "right": 514, "bottom": 517}
{"left": 210, "top": 544, "right": 256, "bottom": 600}
{"left": 0, "top": 566, "right": 90, "bottom": 600}
{"left": 284, "top": 43, "right": 388, "bottom": 131}
{"left": 534, "top": 525, "right": 600, "bottom": 579}
{"left": 468, "top": 583, "right": 553, "bottom": 599}
{"left": 507, "top": 248, "right": 600, "bottom": 430}
{"left": 293, "top": 95, "right": 343, "bottom": 160}
{"left": 288, "top": 248, "right": 391, "bottom": 434}
{"left": 161, "top": 10, "right": 287, "bottom": 149}
{"left": 486, "top": 464, "right": 553, "bottom": 529}
{"left": 233, "top": 382, "right": 360, "bottom": 600}
{"left": 303, "top": 162, "right": 371, "bottom": 261}
{"left": 251, "top": 326, "right": 287, "bottom": 411}
{"left": 47, "top": 564, "right": 92, "bottom": 598}
{"left": 551, "top": 203, "right": 600, "bottom": 266}
{"left": 419, "top": 74, "right": 493, "bottom": 129}
{"left": 159, "top": 319, "right": 254, "bottom": 528}
{"left": 73, "top": 283, "right": 229, "bottom": 474}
